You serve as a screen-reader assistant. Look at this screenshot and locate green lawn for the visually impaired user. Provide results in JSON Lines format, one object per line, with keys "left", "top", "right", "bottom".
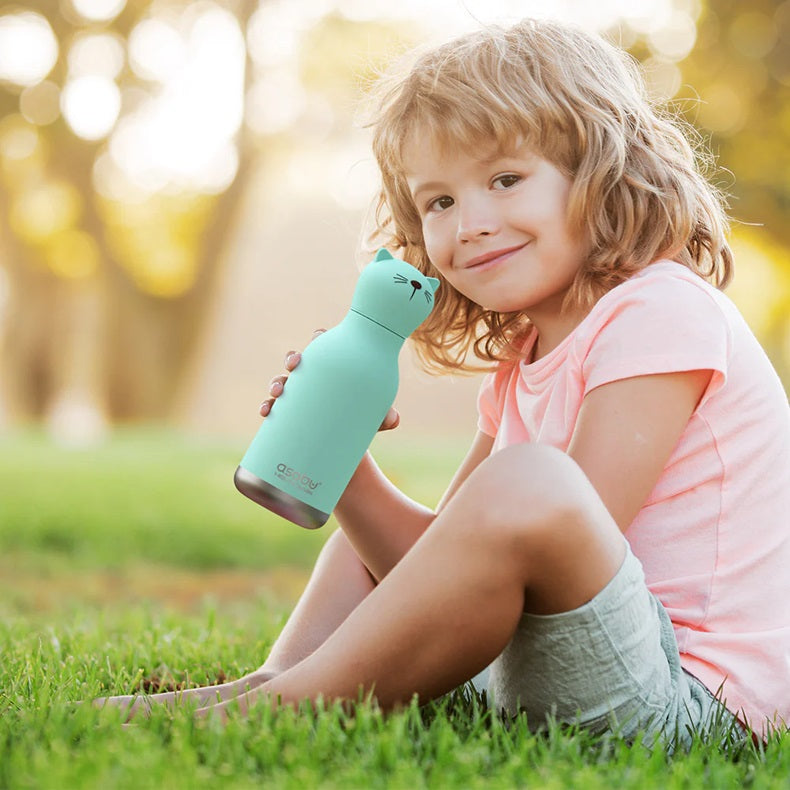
{"left": 0, "top": 429, "right": 786, "bottom": 788}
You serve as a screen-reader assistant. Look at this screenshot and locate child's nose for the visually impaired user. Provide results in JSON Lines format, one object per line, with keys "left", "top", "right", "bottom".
{"left": 456, "top": 199, "right": 498, "bottom": 243}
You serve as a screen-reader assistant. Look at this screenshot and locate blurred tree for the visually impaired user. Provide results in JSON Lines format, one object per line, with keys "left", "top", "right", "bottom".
{"left": 0, "top": 0, "right": 416, "bottom": 440}
{"left": 0, "top": 0, "right": 786, "bottom": 444}
{"left": 0, "top": 0, "right": 258, "bottom": 439}
{"left": 679, "top": 0, "right": 790, "bottom": 384}
{"left": 620, "top": 0, "right": 790, "bottom": 384}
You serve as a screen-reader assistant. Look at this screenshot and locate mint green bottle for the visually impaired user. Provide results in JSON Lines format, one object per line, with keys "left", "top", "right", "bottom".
{"left": 234, "top": 249, "right": 440, "bottom": 528}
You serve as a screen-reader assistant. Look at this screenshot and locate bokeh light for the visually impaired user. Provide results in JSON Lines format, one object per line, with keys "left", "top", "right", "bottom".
{"left": 648, "top": 9, "right": 697, "bottom": 61}
{"left": 61, "top": 75, "right": 122, "bottom": 141}
{"left": 69, "top": 0, "right": 127, "bottom": 24}
{"left": 0, "top": 0, "right": 787, "bottom": 440}
{"left": 45, "top": 228, "right": 101, "bottom": 279}
{"left": 9, "top": 180, "right": 82, "bottom": 244}
{"left": 20, "top": 81, "right": 61, "bottom": 126}
{"left": 110, "top": 3, "right": 244, "bottom": 194}
{"left": 729, "top": 10, "right": 778, "bottom": 59}
{"left": 0, "top": 11, "right": 59, "bottom": 87}
{"left": 128, "top": 17, "right": 186, "bottom": 82}
{"left": 68, "top": 32, "right": 126, "bottom": 80}
{"left": 697, "top": 82, "right": 747, "bottom": 135}
{"left": 245, "top": 69, "right": 307, "bottom": 136}
{"left": 0, "top": 116, "right": 40, "bottom": 165}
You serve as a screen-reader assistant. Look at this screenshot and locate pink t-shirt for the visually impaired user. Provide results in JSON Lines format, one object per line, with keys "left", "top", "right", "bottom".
{"left": 477, "top": 260, "right": 790, "bottom": 734}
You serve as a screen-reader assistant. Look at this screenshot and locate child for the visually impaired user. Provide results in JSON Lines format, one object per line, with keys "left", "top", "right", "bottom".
{"left": 100, "top": 19, "right": 790, "bottom": 744}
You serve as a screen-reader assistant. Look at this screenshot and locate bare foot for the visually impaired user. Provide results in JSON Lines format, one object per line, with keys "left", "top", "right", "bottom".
{"left": 94, "top": 670, "right": 276, "bottom": 720}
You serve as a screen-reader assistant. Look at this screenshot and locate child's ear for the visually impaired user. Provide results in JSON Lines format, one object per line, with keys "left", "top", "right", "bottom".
{"left": 374, "top": 248, "right": 394, "bottom": 262}
{"left": 427, "top": 277, "right": 440, "bottom": 294}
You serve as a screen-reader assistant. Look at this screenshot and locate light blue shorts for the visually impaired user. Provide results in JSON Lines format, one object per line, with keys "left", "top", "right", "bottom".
{"left": 471, "top": 544, "right": 745, "bottom": 750}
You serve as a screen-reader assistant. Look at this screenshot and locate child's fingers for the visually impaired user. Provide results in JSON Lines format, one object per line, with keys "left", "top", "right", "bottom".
{"left": 380, "top": 407, "right": 400, "bottom": 431}
{"left": 282, "top": 328, "right": 323, "bottom": 374}
{"left": 269, "top": 374, "right": 288, "bottom": 397}
{"left": 259, "top": 329, "right": 324, "bottom": 417}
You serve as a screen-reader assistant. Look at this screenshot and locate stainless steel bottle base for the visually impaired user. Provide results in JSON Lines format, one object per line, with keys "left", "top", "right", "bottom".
{"left": 234, "top": 466, "right": 329, "bottom": 529}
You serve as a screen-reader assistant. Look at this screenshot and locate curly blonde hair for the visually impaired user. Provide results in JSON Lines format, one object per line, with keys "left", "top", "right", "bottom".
{"left": 364, "top": 18, "right": 733, "bottom": 373}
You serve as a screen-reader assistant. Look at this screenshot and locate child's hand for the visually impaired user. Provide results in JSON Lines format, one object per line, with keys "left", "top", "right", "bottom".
{"left": 259, "top": 329, "right": 400, "bottom": 431}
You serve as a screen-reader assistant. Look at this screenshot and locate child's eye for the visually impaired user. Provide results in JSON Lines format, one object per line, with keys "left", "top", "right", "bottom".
{"left": 426, "top": 195, "right": 454, "bottom": 213}
{"left": 493, "top": 174, "right": 521, "bottom": 190}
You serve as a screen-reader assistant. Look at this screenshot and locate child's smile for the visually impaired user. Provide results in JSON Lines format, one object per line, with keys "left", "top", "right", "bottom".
{"left": 461, "top": 241, "right": 530, "bottom": 273}
{"left": 405, "top": 139, "right": 590, "bottom": 355}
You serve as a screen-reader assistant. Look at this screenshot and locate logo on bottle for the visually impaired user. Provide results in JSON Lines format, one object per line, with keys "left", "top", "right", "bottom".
{"left": 275, "top": 463, "right": 322, "bottom": 496}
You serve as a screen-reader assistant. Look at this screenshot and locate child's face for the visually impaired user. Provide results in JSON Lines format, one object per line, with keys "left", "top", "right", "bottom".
{"left": 404, "top": 137, "right": 588, "bottom": 323}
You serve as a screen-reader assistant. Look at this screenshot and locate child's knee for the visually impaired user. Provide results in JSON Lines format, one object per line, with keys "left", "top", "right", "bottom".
{"left": 460, "top": 443, "right": 606, "bottom": 552}
{"left": 474, "top": 444, "right": 588, "bottom": 515}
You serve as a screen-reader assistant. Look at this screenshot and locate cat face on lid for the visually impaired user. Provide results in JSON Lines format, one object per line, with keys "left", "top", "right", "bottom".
{"left": 350, "top": 249, "right": 440, "bottom": 338}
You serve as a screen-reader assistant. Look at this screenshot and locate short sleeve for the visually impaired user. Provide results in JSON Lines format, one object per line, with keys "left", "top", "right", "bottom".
{"left": 477, "top": 370, "right": 503, "bottom": 437}
{"left": 580, "top": 269, "right": 731, "bottom": 397}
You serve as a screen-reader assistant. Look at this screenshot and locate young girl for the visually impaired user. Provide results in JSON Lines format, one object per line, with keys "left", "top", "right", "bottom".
{"left": 101, "top": 19, "right": 790, "bottom": 744}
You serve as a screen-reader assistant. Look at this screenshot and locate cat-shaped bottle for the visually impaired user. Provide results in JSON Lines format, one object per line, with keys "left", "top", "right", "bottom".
{"left": 234, "top": 248, "right": 440, "bottom": 528}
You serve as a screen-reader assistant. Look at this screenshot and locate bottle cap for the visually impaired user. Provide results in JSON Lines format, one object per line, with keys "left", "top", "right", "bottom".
{"left": 350, "top": 249, "right": 440, "bottom": 338}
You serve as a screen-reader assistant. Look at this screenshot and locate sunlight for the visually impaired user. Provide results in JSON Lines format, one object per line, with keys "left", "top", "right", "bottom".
{"left": 60, "top": 33, "right": 125, "bottom": 140}
{"left": 245, "top": 68, "right": 307, "bottom": 136}
{"left": 20, "top": 81, "right": 61, "bottom": 126}
{"left": 9, "top": 179, "right": 82, "bottom": 245}
{"left": 45, "top": 229, "right": 101, "bottom": 279}
{"left": 128, "top": 17, "right": 187, "bottom": 82}
{"left": 641, "top": 58, "right": 683, "bottom": 101}
{"left": 109, "top": 3, "right": 244, "bottom": 194}
{"left": 68, "top": 32, "right": 126, "bottom": 80}
{"left": 0, "top": 0, "right": 707, "bottom": 201}
{"left": 0, "top": 11, "right": 58, "bottom": 87}
{"left": 647, "top": 8, "right": 697, "bottom": 60}
{"left": 61, "top": 75, "right": 122, "bottom": 141}
{"left": 247, "top": 3, "right": 304, "bottom": 69}
{"left": 69, "top": 0, "right": 127, "bottom": 24}
{"left": 333, "top": 0, "right": 681, "bottom": 36}
{"left": 296, "top": 0, "right": 696, "bottom": 212}
{"left": 0, "top": 117, "right": 39, "bottom": 163}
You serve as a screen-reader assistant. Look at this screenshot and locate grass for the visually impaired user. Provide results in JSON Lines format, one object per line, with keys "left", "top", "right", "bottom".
{"left": 0, "top": 428, "right": 787, "bottom": 788}
{"left": 3, "top": 603, "right": 786, "bottom": 789}
{"left": 0, "top": 427, "right": 461, "bottom": 574}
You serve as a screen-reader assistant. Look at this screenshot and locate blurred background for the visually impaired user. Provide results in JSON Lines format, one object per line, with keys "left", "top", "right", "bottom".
{"left": 0, "top": 0, "right": 788, "bottom": 618}
{"left": 1, "top": 0, "right": 788, "bottom": 448}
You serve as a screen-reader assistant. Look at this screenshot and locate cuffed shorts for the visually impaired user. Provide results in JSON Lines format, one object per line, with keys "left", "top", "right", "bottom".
{"left": 470, "top": 543, "right": 745, "bottom": 750}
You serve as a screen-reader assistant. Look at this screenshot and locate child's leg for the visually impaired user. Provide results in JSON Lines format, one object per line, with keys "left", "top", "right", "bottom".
{"left": 95, "top": 529, "right": 376, "bottom": 714}
{"left": 199, "top": 443, "right": 627, "bottom": 716}
{"left": 257, "top": 528, "right": 377, "bottom": 676}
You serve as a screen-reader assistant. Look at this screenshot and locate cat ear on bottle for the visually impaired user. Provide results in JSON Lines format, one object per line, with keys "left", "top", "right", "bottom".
{"left": 374, "top": 248, "right": 394, "bottom": 262}
{"left": 427, "top": 277, "right": 440, "bottom": 294}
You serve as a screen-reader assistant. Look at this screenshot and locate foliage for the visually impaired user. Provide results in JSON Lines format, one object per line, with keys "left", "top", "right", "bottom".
{"left": 676, "top": 0, "right": 790, "bottom": 382}
{"left": 0, "top": 0, "right": 788, "bottom": 425}
{"left": 0, "top": 0, "right": 260, "bottom": 422}
{"left": 0, "top": 428, "right": 322, "bottom": 576}
{"left": 0, "top": 428, "right": 462, "bottom": 583}
{"left": 1, "top": 433, "right": 787, "bottom": 787}
{"left": 1, "top": 602, "right": 787, "bottom": 789}
{"left": 680, "top": 0, "right": 790, "bottom": 246}
{"left": 619, "top": 0, "right": 790, "bottom": 383}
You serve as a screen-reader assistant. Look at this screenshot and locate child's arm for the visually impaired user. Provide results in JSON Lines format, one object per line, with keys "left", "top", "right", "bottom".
{"left": 261, "top": 336, "right": 494, "bottom": 581}
{"left": 343, "top": 367, "right": 708, "bottom": 577}
{"left": 567, "top": 368, "right": 713, "bottom": 532}
{"left": 335, "top": 431, "right": 494, "bottom": 581}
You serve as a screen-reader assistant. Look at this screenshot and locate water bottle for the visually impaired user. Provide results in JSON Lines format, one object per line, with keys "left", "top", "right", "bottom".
{"left": 234, "top": 248, "right": 440, "bottom": 528}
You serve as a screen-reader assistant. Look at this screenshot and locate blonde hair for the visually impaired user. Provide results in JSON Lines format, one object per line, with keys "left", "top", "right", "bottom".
{"left": 365, "top": 18, "right": 733, "bottom": 373}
